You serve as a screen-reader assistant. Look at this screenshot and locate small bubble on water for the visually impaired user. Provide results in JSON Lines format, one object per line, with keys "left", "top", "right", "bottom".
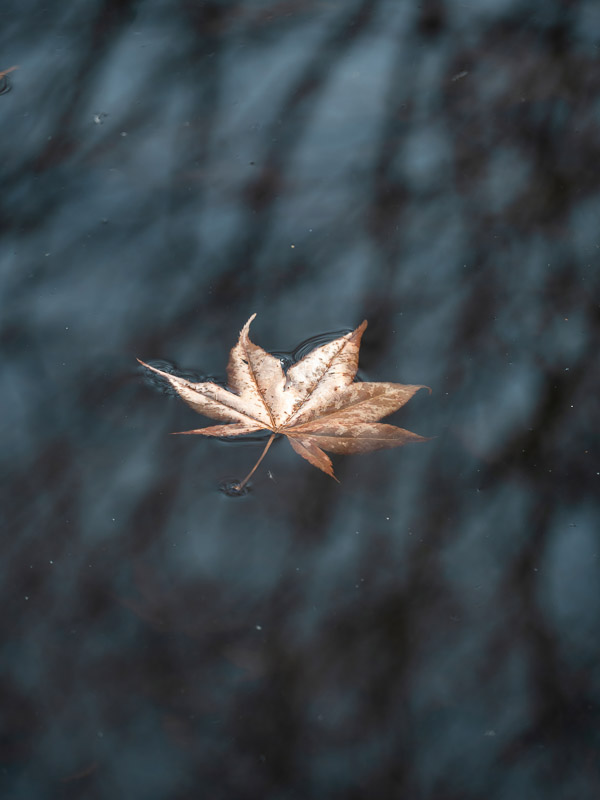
{"left": 274, "top": 353, "right": 293, "bottom": 370}
{"left": 219, "top": 479, "right": 250, "bottom": 497}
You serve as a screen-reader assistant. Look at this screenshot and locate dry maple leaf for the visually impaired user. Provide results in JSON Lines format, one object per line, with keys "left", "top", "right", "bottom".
{"left": 138, "top": 314, "right": 430, "bottom": 489}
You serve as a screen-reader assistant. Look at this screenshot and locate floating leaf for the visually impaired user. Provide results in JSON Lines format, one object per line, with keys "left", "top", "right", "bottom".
{"left": 138, "top": 315, "right": 430, "bottom": 488}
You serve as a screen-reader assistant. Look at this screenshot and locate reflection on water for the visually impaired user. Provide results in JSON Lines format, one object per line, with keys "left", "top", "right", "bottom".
{"left": 1, "top": 0, "right": 599, "bottom": 798}
{"left": 288, "top": 327, "right": 354, "bottom": 362}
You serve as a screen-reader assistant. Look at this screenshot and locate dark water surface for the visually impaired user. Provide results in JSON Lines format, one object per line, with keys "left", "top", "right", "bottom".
{"left": 2, "top": 1, "right": 599, "bottom": 798}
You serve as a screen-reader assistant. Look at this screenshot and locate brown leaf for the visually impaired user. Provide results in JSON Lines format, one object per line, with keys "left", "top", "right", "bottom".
{"left": 138, "top": 315, "right": 430, "bottom": 486}
{"left": 288, "top": 437, "right": 336, "bottom": 480}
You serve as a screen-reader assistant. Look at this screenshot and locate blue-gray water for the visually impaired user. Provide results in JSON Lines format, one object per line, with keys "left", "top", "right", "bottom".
{"left": 1, "top": 1, "right": 599, "bottom": 798}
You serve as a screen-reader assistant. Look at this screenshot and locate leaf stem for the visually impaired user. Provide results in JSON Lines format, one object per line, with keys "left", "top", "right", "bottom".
{"left": 235, "top": 433, "right": 276, "bottom": 491}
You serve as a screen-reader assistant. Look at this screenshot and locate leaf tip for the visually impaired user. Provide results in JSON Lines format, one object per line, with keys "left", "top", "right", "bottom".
{"left": 137, "top": 357, "right": 162, "bottom": 375}
{"left": 238, "top": 313, "right": 258, "bottom": 344}
{"left": 137, "top": 357, "right": 159, "bottom": 375}
{"left": 346, "top": 319, "right": 368, "bottom": 347}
